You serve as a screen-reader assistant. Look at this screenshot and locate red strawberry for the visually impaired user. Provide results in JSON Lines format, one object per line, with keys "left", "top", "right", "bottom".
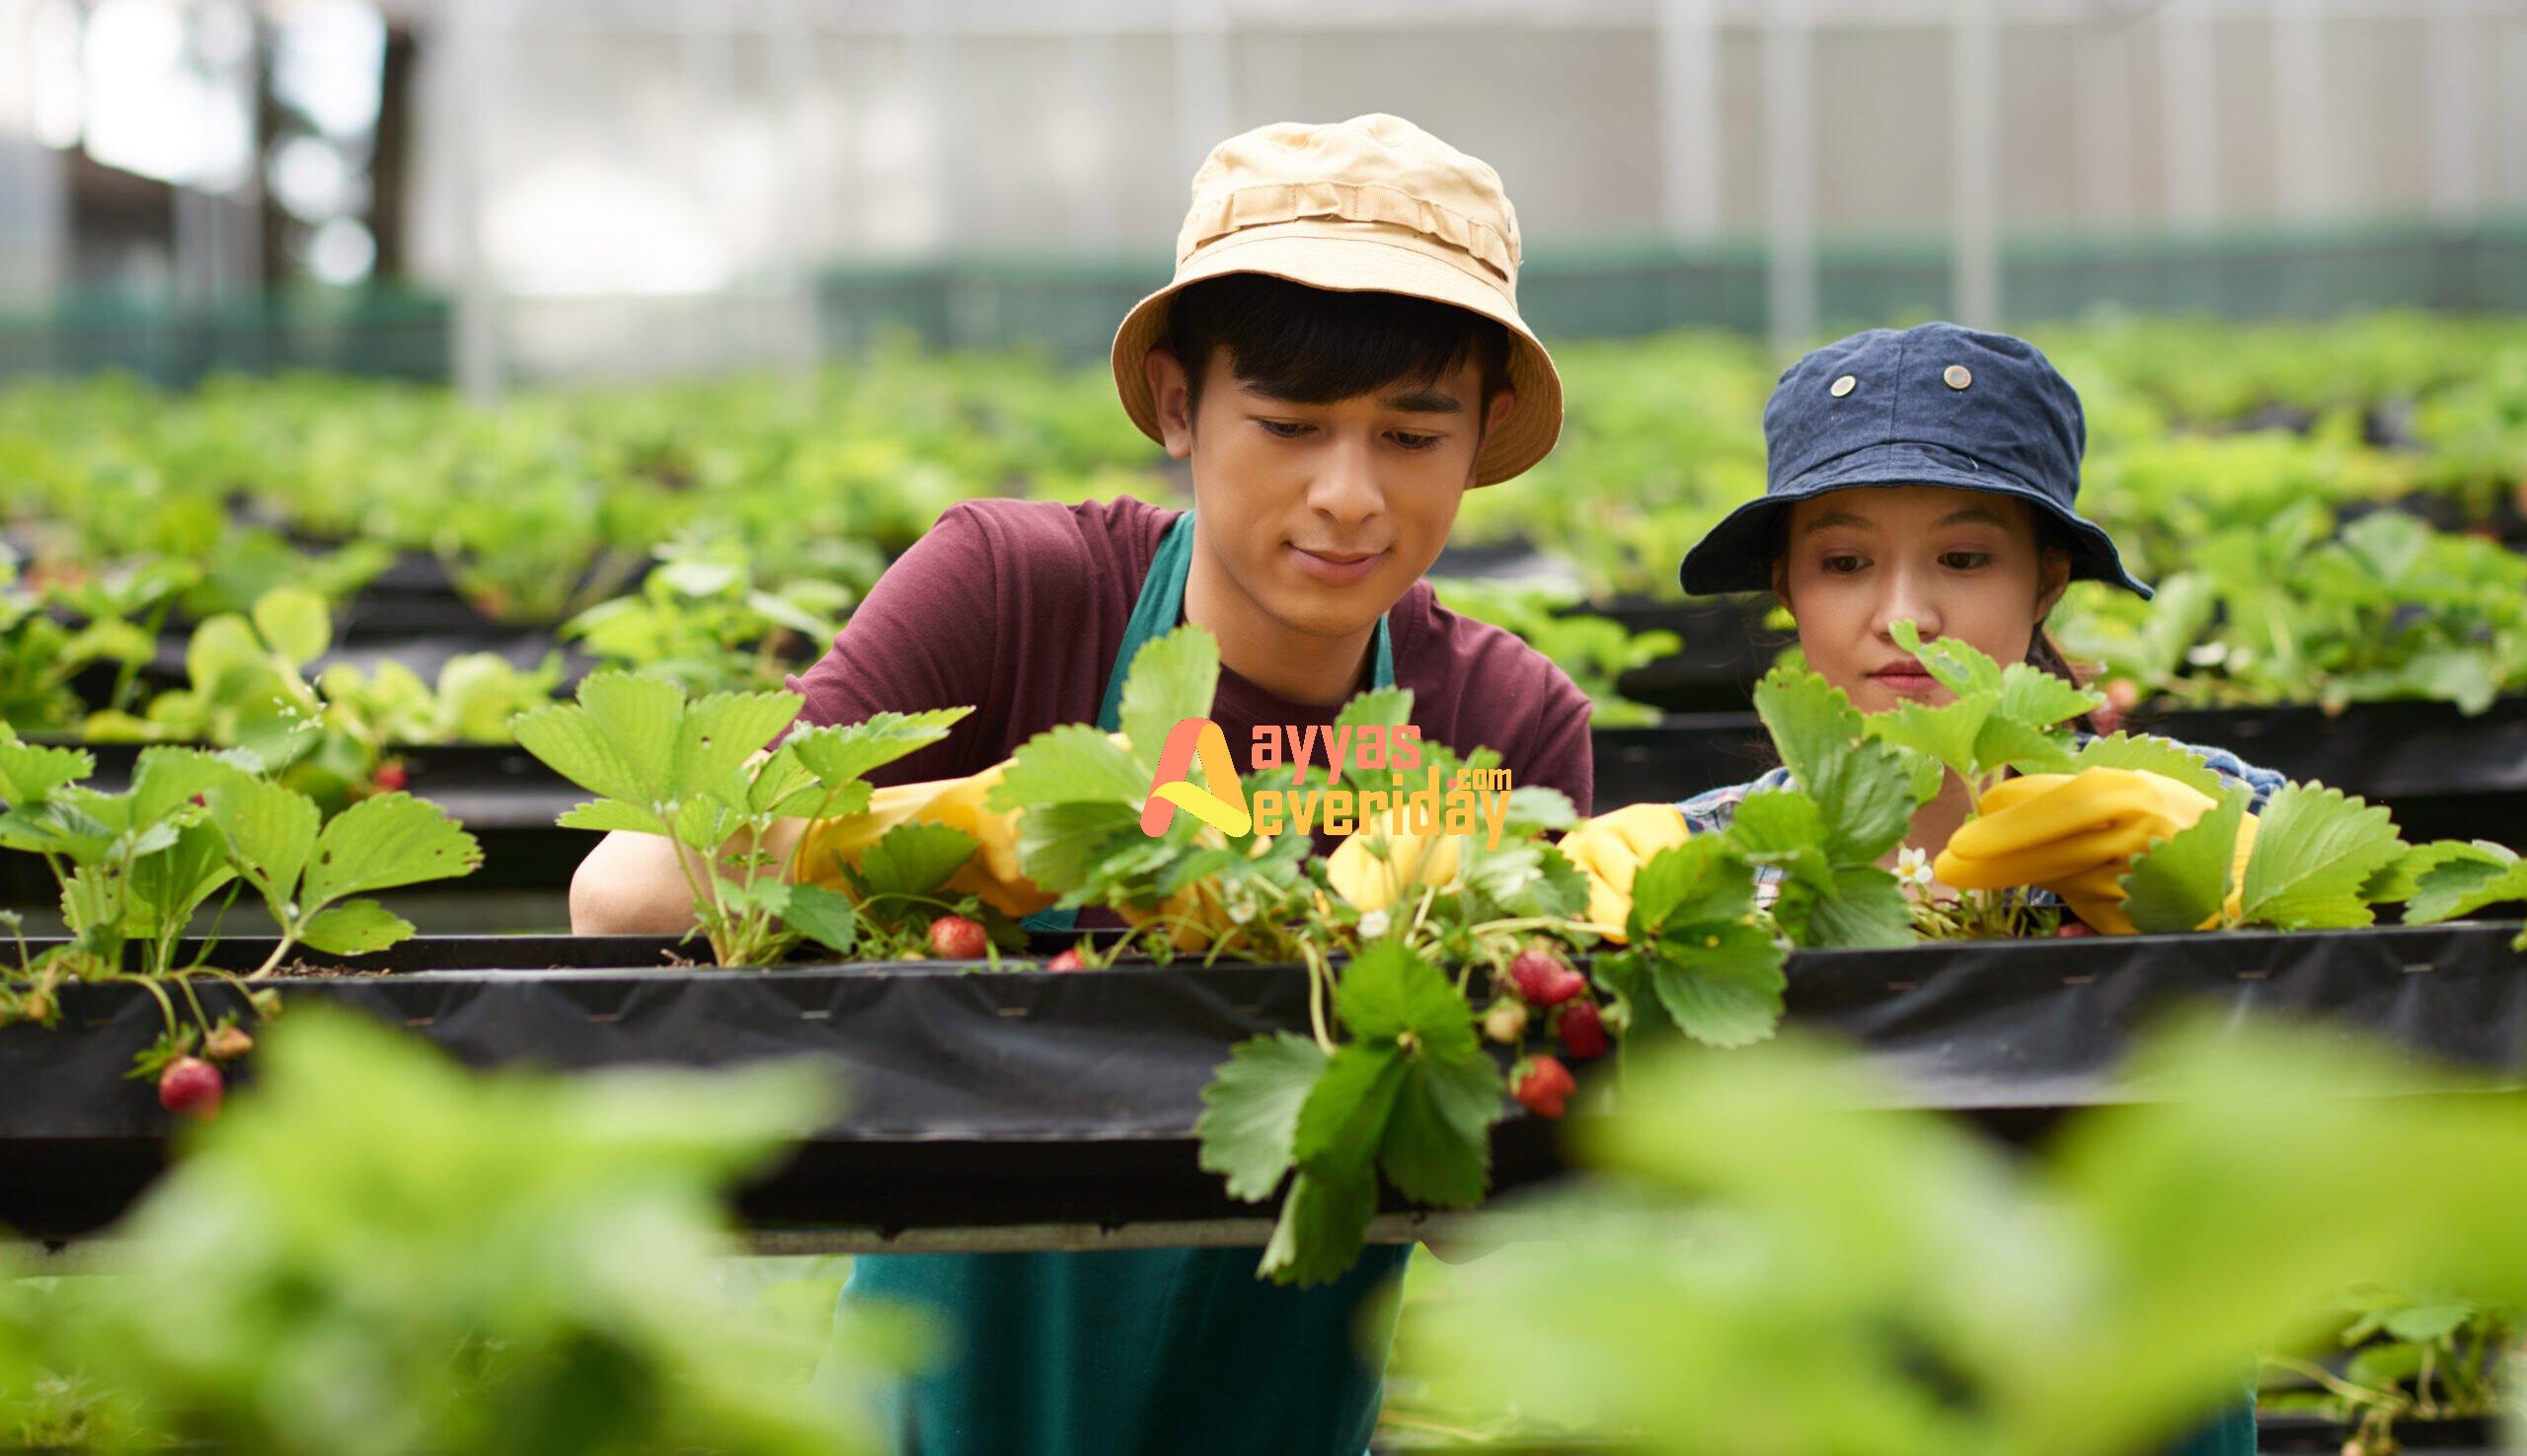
{"left": 1044, "top": 947, "right": 1087, "bottom": 972}
{"left": 1557, "top": 1001, "right": 1609, "bottom": 1059}
{"left": 1513, "top": 1056, "right": 1576, "bottom": 1119}
{"left": 1506, "top": 947, "right": 1584, "bottom": 1008}
{"left": 372, "top": 761, "right": 409, "bottom": 794}
{"left": 204, "top": 1025, "right": 255, "bottom": 1061}
{"left": 928, "top": 915, "right": 990, "bottom": 959}
{"left": 159, "top": 1057, "right": 223, "bottom": 1119}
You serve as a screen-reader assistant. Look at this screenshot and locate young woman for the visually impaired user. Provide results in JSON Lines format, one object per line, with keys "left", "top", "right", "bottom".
{"left": 1565, "top": 322, "right": 2276, "bottom": 1456}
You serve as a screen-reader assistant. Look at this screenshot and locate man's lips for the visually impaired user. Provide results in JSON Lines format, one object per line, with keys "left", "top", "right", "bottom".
{"left": 1286, "top": 544, "right": 1389, "bottom": 584}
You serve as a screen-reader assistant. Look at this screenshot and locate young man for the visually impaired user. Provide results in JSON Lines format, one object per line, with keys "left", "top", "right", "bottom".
{"left": 571, "top": 113, "right": 1593, "bottom": 1455}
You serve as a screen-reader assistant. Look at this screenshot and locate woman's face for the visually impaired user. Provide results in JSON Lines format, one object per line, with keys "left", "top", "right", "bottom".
{"left": 1779, "top": 486, "right": 2070, "bottom": 715}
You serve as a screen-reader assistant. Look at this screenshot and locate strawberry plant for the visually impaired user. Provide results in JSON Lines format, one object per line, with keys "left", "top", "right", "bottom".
{"left": 1429, "top": 577, "right": 1678, "bottom": 726}
{"left": 515, "top": 671, "right": 984, "bottom": 966}
{"left": 562, "top": 530, "right": 854, "bottom": 695}
{"left": 2259, "top": 1287, "right": 2521, "bottom": 1454}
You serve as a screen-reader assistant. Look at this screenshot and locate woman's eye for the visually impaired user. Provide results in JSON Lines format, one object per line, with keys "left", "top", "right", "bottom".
{"left": 1820, "top": 554, "right": 1866, "bottom": 575}
{"left": 1392, "top": 432, "right": 1442, "bottom": 451}
{"left": 1258, "top": 420, "right": 1311, "bottom": 439}
{"left": 1941, "top": 551, "right": 1992, "bottom": 570}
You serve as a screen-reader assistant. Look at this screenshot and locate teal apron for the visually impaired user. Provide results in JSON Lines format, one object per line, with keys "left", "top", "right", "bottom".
{"left": 837, "top": 510, "right": 1408, "bottom": 1456}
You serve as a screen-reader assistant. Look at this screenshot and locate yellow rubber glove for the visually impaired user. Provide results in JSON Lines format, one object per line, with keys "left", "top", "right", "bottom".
{"left": 788, "top": 757, "right": 1055, "bottom": 922}
{"left": 1936, "top": 768, "right": 2259, "bottom": 935}
{"left": 1556, "top": 803, "right": 1692, "bottom": 944}
{"left": 1324, "top": 822, "right": 1469, "bottom": 915}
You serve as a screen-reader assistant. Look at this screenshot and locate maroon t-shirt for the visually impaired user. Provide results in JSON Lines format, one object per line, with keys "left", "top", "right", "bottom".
{"left": 785, "top": 496, "right": 1595, "bottom": 858}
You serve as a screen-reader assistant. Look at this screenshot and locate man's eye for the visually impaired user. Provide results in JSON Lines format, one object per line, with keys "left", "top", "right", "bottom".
{"left": 1821, "top": 555, "right": 1866, "bottom": 575}
{"left": 1258, "top": 420, "right": 1311, "bottom": 439}
{"left": 1392, "top": 431, "right": 1442, "bottom": 451}
{"left": 1941, "top": 551, "right": 1992, "bottom": 570}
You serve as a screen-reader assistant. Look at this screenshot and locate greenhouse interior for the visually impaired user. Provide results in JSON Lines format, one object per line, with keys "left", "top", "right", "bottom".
{"left": 5, "top": 0, "right": 2527, "bottom": 1452}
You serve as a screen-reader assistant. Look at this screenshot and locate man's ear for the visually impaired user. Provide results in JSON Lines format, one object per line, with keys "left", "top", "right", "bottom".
{"left": 1145, "top": 348, "right": 1196, "bottom": 459}
{"left": 1482, "top": 387, "right": 1517, "bottom": 443}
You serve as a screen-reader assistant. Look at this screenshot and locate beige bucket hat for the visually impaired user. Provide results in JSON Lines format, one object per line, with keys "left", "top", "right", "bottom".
{"left": 1110, "top": 113, "right": 1564, "bottom": 488}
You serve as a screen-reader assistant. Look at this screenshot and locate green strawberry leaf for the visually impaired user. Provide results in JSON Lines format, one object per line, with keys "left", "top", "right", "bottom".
{"left": 558, "top": 799, "right": 671, "bottom": 836}
{"left": 204, "top": 775, "right": 322, "bottom": 905}
{"left": 1012, "top": 799, "right": 1144, "bottom": 895}
{"left": 1628, "top": 835, "right": 1757, "bottom": 937}
{"left": 858, "top": 822, "right": 978, "bottom": 899}
{"left": 1117, "top": 624, "right": 1223, "bottom": 778}
{"left": 991, "top": 724, "right": 1149, "bottom": 810}
{"left": 1752, "top": 666, "right": 1863, "bottom": 793}
{"left": 299, "top": 898, "right": 417, "bottom": 957}
{"left": 512, "top": 671, "right": 684, "bottom": 806}
{"left": 1868, "top": 694, "right": 1998, "bottom": 784}
{"left": 783, "top": 708, "right": 971, "bottom": 790}
{"left": 1892, "top": 619, "right": 2003, "bottom": 697}
{"left": 2364, "top": 840, "right": 2508, "bottom": 905}
{"left": 301, "top": 794, "right": 484, "bottom": 908}
{"left": 2407, "top": 851, "right": 2527, "bottom": 925}
{"left": 1970, "top": 717, "right": 2079, "bottom": 777}
{"left": 1197, "top": 1032, "right": 1334, "bottom": 1202}
{"left": 250, "top": 585, "right": 332, "bottom": 667}
{"left": 1259, "top": 1168, "right": 1377, "bottom": 1288}
{"left": 2072, "top": 733, "right": 2224, "bottom": 798}
{"left": 1379, "top": 1049, "right": 1503, "bottom": 1209}
{"left": 2238, "top": 784, "right": 2406, "bottom": 931}
{"left": 672, "top": 691, "right": 805, "bottom": 800}
{"left": 0, "top": 734, "right": 94, "bottom": 806}
{"left": 779, "top": 882, "right": 861, "bottom": 955}
{"left": 1291, "top": 1042, "right": 1409, "bottom": 1175}
{"left": 1800, "top": 866, "right": 1915, "bottom": 950}
{"left": 1997, "top": 661, "right": 2106, "bottom": 730}
{"left": 1646, "top": 922, "right": 1787, "bottom": 1049}
{"left": 1334, "top": 940, "right": 1477, "bottom": 1058}
{"left": 2120, "top": 788, "right": 2250, "bottom": 934}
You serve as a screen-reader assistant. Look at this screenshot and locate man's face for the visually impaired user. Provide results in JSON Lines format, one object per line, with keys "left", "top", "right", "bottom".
{"left": 1150, "top": 346, "right": 1511, "bottom": 643}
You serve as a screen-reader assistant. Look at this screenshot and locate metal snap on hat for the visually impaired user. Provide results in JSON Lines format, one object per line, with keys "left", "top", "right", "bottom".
{"left": 1677, "top": 321, "right": 2152, "bottom": 598}
{"left": 1110, "top": 114, "right": 1564, "bottom": 488}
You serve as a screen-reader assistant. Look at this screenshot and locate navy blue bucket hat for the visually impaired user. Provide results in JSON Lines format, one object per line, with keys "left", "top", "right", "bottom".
{"left": 1677, "top": 322, "right": 2151, "bottom": 599}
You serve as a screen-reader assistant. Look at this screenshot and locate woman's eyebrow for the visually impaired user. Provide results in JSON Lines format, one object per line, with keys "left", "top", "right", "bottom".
{"left": 1800, "top": 509, "right": 1874, "bottom": 534}
{"left": 1935, "top": 505, "right": 2012, "bottom": 528}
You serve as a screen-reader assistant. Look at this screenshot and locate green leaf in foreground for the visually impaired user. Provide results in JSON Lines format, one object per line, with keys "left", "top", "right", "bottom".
{"left": 990, "top": 724, "right": 1148, "bottom": 810}
{"left": 1380, "top": 1049, "right": 1502, "bottom": 1209}
{"left": 1117, "top": 624, "right": 1223, "bottom": 779}
{"left": 1260, "top": 1169, "right": 1377, "bottom": 1288}
{"left": 857, "top": 822, "right": 978, "bottom": 899}
{"left": 2404, "top": 846, "right": 2527, "bottom": 925}
{"left": 2119, "top": 789, "right": 2249, "bottom": 934}
{"left": 2237, "top": 784, "right": 2406, "bottom": 931}
{"left": 1648, "top": 922, "right": 1787, "bottom": 1049}
{"left": 1197, "top": 1033, "right": 1333, "bottom": 1202}
{"left": 2073, "top": 733, "right": 2224, "bottom": 798}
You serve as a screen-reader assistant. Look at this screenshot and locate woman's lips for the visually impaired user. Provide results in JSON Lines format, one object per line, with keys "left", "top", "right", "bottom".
{"left": 1870, "top": 667, "right": 1940, "bottom": 697}
{"left": 1286, "top": 544, "right": 1388, "bottom": 585}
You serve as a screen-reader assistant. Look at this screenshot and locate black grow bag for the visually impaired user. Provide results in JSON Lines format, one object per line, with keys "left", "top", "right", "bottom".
{"left": 1591, "top": 696, "right": 2527, "bottom": 847}
{"left": 1, "top": 922, "right": 2519, "bottom": 1239}
{"left": 2256, "top": 1415, "right": 2494, "bottom": 1453}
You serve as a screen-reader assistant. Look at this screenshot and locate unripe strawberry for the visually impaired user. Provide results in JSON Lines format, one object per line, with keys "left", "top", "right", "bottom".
{"left": 1044, "top": 947, "right": 1087, "bottom": 972}
{"left": 158, "top": 1057, "right": 223, "bottom": 1119}
{"left": 1513, "top": 1056, "right": 1576, "bottom": 1119}
{"left": 1483, "top": 1000, "right": 1529, "bottom": 1044}
{"left": 928, "top": 915, "right": 989, "bottom": 959}
{"left": 1556, "top": 1001, "right": 1609, "bottom": 1060}
{"left": 1506, "top": 947, "right": 1584, "bottom": 1008}
{"left": 204, "top": 1025, "right": 254, "bottom": 1061}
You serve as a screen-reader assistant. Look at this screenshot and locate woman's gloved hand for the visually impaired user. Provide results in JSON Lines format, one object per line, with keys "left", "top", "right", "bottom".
{"left": 788, "top": 756, "right": 1054, "bottom": 921}
{"left": 1935, "top": 767, "right": 2259, "bottom": 935}
{"left": 1555, "top": 803, "right": 1693, "bottom": 944}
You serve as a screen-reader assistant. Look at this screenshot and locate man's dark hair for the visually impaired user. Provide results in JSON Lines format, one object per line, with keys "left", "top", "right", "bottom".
{"left": 1163, "top": 273, "right": 1512, "bottom": 420}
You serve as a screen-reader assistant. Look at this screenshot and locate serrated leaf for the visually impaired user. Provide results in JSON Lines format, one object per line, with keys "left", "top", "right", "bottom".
{"left": 2238, "top": 784, "right": 2405, "bottom": 931}
{"left": 779, "top": 882, "right": 860, "bottom": 954}
{"left": 1117, "top": 624, "right": 1222, "bottom": 778}
{"left": 1800, "top": 866, "right": 1915, "bottom": 950}
{"left": 127, "top": 746, "right": 238, "bottom": 823}
{"left": 251, "top": 585, "right": 332, "bottom": 666}
{"left": 1815, "top": 736, "right": 1928, "bottom": 865}
{"left": 858, "top": 822, "right": 977, "bottom": 899}
{"left": 1331, "top": 687, "right": 1418, "bottom": 793}
{"left": 2120, "top": 789, "right": 2250, "bottom": 934}
{"left": 1628, "top": 836, "right": 1755, "bottom": 938}
{"left": 673, "top": 691, "right": 804, "bottom": 800}
{"left": 301, "top": 794, "right": 484, "bottom": 907}
{"left": 1752, "top": 667, "right": 1863, "bottom": 792}
{"left": 1997, "top": 662, "right": 2105, "bottom": 730}
{"left": 1380, "top": 1051, "right": 1502, "bottom": 1209}
{"left": 123, "top": 821, "right": 236, "bottom": 940}
{"left": 2072, "top": 733, "right": 2224, "bottom": 798}
{"left": 1727, "top": 790, "right": 1825, "bottom": 865}
{"left": 2364, "top": 840, "right": 2507, "bottom": 904}
{"left": 1499, "top": 785, "right": 1577, "bottom": 836}
{"left": 2407, "top": 854, "right": 2527, "bottom": 926}
{"left": 992, "top": 724, "right": 1149, "bottom": 810}
{"left": 1334, "top": 941, "right": 1476, "bottom": 1057}
{"left": 1259, "top": 1169, "right": 1376, "bottom": 1288}
{"left": 783, "top": 708, "right": 970, "bottom": 789}
{"left": 512, "top": 672, "right": 683, "bottom": 805}
{"left": 1868, "top": 694, "right": 1997, "bottom": 782}
{"left": 299, "top": 898, "right": 416, "bottom": 956}
{"left": 1197, "top": 1032, "right": 1333, "bottom": 1201}
{"left": 204, "top": 775, "right": 321, "bottom": 902}
{"left": 1647, "top": 923, "right": 1786, "bottom": 1049}
{"left": 1012, "top": 799, "right": 1144, "bottom": 894}
{"left": 1891, "top": 619, "right": 2003, "bottom": 697}
{"left": 1291, "top": 1042, "right": 1408, "bottom": 1175}
{"left": 558, "top": 800, "right": 670, "bottom": 836}
{"left": 0, "top": 735, "right": 94, "bottom": 806}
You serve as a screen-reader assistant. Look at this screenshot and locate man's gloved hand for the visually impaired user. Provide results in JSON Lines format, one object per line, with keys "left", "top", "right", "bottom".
{"left": 789, "top": 757, "right": 1055, "bottom": 921}
{"left": 1555, "top": 803, "right": 1692, "bottom": 944}
{"left": 1935, "top": 767, "right": 2259, "bottom": 935}
{"left": 1324, "top": 823, "right": 1469, "bottom": 915}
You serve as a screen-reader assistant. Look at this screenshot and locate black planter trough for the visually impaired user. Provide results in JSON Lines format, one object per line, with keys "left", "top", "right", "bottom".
{"left": 3, "top": 922, "right": 2519, "bottom": 1246}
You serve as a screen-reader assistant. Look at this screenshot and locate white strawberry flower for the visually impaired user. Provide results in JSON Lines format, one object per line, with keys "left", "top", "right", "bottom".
{"left": 1896, "top": 846, "right": 1936, "bottom": 890}
{"left": 1358, "top": 908, "right": 1391, "bottom": 940}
